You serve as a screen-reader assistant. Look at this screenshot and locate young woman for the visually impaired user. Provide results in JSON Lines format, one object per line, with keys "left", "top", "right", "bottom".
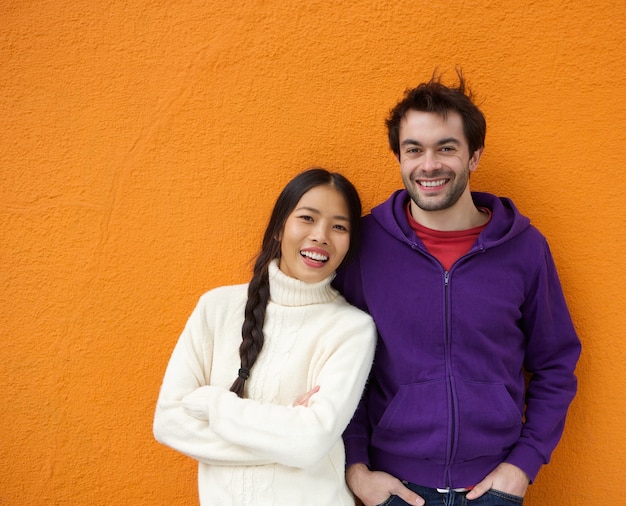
{"left": 153, "top": 168, "right": 376, "bottom": 505}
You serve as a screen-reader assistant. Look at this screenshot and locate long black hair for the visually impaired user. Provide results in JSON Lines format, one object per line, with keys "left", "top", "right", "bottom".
{"left": 229, "top": 167, "right": 362, "bottom": 398}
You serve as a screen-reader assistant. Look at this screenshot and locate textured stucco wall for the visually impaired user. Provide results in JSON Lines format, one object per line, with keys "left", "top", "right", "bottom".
{"left": 2, "top": 0, "right": 624, "bottom": 504}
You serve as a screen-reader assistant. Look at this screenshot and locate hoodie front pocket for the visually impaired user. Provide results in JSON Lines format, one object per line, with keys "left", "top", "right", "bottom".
{"left": 371, "top": 379, "right": 449, "bottom": 461}
{"left": 454, "top": 379, "right": 523, "bottom": 461}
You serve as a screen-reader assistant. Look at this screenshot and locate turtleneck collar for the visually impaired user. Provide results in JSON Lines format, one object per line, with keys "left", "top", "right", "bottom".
{"left": 268, "top": 260, "right": 338, "bottom": 307}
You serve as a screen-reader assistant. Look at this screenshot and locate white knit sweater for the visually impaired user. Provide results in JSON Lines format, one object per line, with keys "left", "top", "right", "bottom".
{"left": 154, "top": 261, "right": 376, "bottom": 505}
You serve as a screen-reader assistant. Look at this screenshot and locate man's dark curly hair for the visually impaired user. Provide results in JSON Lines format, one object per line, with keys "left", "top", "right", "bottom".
{"left": 386, "top": 68, "right": 486, "bottom": 159}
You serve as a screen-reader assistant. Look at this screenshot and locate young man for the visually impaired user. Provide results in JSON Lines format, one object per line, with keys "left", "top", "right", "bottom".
{"left": 334, "top": 73, "right": 581, "bottom": 506}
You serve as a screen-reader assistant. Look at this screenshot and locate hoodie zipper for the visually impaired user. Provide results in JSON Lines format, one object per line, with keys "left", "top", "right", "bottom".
{"left": 411, "top": 241, "right": 485, "bottom": 488}
{"left": 443, "top": 269, "right": 455, "bottom": 488}
{"left": 442, "top": 248, "right": 485, "bottom": 488}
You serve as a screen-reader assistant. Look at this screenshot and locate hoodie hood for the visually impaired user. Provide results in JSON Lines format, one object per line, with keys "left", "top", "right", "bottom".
{"left": 370, "top": 189, "right": 531, "bottom": 251}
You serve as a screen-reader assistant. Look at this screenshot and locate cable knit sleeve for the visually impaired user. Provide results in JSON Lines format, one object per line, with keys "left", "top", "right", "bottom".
{"left": 185, "top": 309, "right": 376, "bottom": 469}
{"left": 153, "top": 291, "right": 271, "bottom": 466}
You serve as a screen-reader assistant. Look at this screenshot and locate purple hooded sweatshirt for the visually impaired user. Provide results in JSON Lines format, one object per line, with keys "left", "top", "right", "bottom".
{"left": 334, "top": 190, "right": 581, "bottom": 489}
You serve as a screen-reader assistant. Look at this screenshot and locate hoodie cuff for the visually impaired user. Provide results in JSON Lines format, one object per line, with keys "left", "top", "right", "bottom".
{"left": 344, "top": 436, "right": 371, "bottom": 468}
{"left": 505, "top": 443, "right": 546, "bottom": 483}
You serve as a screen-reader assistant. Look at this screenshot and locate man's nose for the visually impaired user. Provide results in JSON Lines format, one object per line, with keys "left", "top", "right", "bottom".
{"left": 421, "top": 151, "right": 441, "bottom": 171}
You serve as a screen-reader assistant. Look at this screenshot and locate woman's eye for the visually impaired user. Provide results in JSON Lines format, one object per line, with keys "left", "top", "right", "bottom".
{"left": 333, "top": 224, "right": 348, "bottom": 232}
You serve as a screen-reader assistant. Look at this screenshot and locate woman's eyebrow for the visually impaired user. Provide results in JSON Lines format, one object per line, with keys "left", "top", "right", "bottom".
{"left": 296, "top": 206, "right": 349, "bottom": 221}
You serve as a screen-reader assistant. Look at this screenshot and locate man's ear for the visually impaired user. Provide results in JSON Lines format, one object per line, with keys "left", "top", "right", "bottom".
{"left": 469, "top": 147, "right": 484, "bottom": 172}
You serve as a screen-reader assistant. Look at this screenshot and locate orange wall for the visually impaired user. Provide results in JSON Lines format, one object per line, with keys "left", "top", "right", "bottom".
{"left": 2, "top": 0, "right": 624, "bottom": 504}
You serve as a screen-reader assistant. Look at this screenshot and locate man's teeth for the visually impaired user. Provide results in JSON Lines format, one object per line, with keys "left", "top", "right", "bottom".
{"left": 419, "top": 179, "right": 447, "bottom": 187}
{"left": 301, "top": 251, "right": 328, "bottom": 262}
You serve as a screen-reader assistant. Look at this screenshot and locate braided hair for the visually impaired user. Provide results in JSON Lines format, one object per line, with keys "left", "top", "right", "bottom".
{"left": 229, "top": 167, "right": 362, "bottom": 398}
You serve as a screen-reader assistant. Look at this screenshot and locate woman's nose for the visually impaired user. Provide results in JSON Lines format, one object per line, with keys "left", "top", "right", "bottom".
{"left": 310, "top": 224, "right": 329, "bottom": 244}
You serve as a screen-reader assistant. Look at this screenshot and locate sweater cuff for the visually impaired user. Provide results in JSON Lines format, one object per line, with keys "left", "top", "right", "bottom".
{"left": 505, "top": 443, "right": 546, "bottom": 483}
{"left": 182, "top": 385, "right": 214, "bottom": 421}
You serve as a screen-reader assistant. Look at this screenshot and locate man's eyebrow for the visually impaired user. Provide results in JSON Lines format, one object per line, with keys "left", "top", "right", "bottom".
{"left": 400, "top": 137, "right": 461, "bottom": 147}
{"left": 296, "top": 206, "right": 350, "bottom": 221}
{"left": 437, "top": 137, "right": 461, "bottom": 146}
{"left": 400, "top": 138, "right": 422, "bottom": 147}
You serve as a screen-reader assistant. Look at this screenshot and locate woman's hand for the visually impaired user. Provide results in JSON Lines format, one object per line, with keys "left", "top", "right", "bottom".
{"left": 293, "top": 385, "right": 320, "bottom": 407}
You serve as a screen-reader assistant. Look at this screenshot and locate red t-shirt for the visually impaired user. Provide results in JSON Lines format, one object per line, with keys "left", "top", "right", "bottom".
{"left": 405, "top": 202, "right": 491, "bottom": 271}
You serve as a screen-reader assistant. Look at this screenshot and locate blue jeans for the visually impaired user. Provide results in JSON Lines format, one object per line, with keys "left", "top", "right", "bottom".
{"left": 377, "top": 482, "right": 524, "bottom": 506}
